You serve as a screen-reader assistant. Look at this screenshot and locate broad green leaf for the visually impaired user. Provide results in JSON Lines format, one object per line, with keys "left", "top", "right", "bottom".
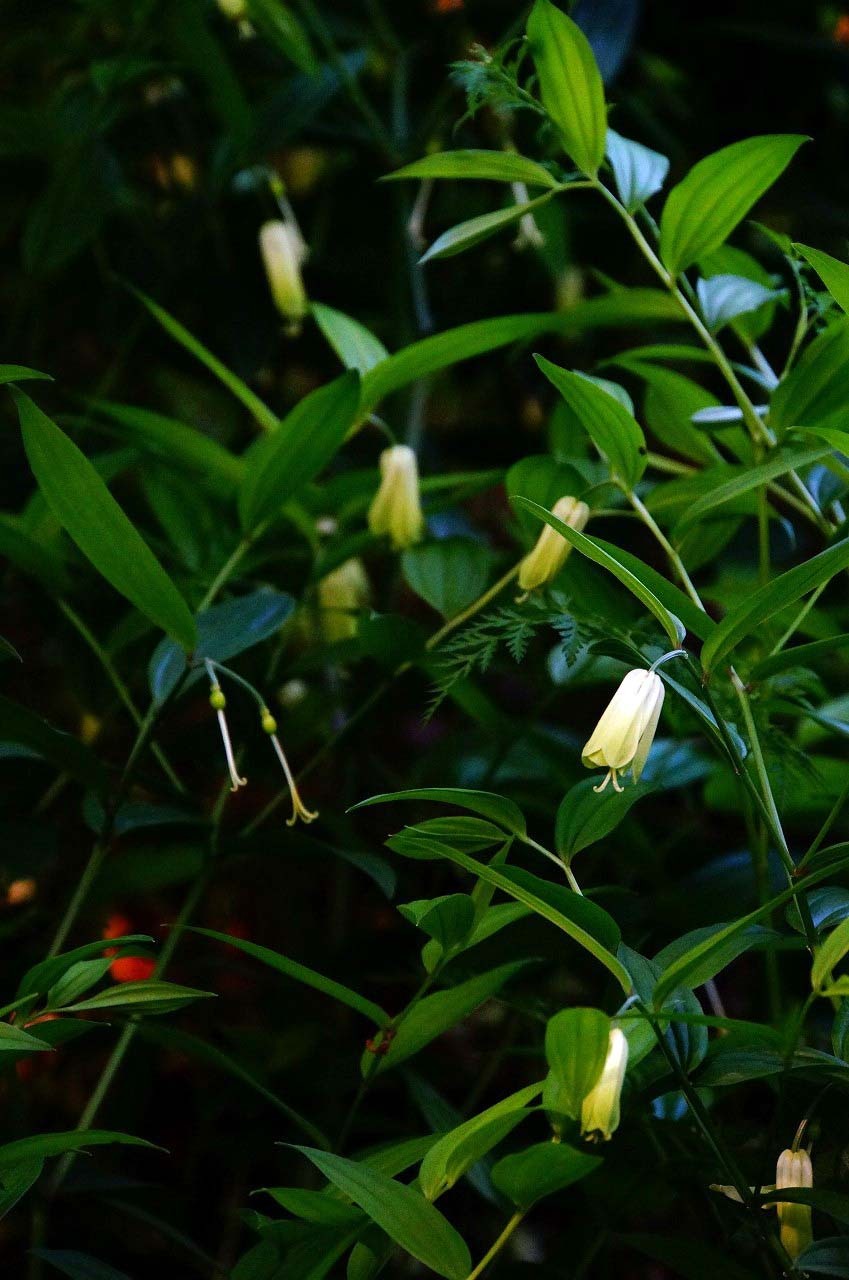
{"left": 46, "top": 959, "right": 114, "bottom": 1011}
{"left": 590, "top": 535, "right": 715, "bottom": 641}
{"left": 31, "top": 1250, "right": 131, "bottom": 1280}
{"left": 796, "top": 242, "right": 849, "bottom": 315}
{"left": 812, "top": 917, "right": 849, "bottom": 991}
{"left": 350, "top": 788, "right": 527, "bottom": 837}
{"left": 674, "top": 445, "right": 830, "bottom": 533}
{"left": 239, "top": 371, "right": 360, "bottom": 530}
{"left": 397, "top": 895, "right": 475, "bottom": 950}
{"left": 527, "top": 0, "right": 606, "bottom": 176}
{"left": 701, "top": 537, "right": 849, "bottom": 673}
{"left": 760, "top": 1188, "right": 849, "bottom": 1227}
{"left": 17, "top": 936, "right": 153, "bottom": 1001}
{"left": 625, "top": 360, "right": 722, "bottom": 464}
{"left": 513, "top": 498, "right": 686, "bottom": 646}
{"left": 0, "top": 1023, "right": 52, "bottom": 1053}
{"left": 263, "top": 1187, "right": 363, "bottom": 1225}
{"left": 14, "top": 392, "right": 197, "bottom": 651}
{"left": 535, "top": 355, "right": 646, "bottom": 488}
{"left": 371, "top": 962, "right": 530, "bottom": 1073}
{"left": 188, "top": 926, "right": 388, "bottom": 1026}
{"left": 796, "top": 1238, "right": 849, "bottom": 1277}
{"left": 359, "top": 294, "right": 684, "bottom": 411}
{"left": 0, "top": 1130, "right": 157, "bottom": 1169}
{"left": 491, "top": 1142, "right": 601, "bottom": 1208}
{"left": 696, "top": 274, "right": 783, "bottom": 332}
{"left": 385, "top": 150, "right": 559, "bottom": 188}
{"left": 659, "top": 135, "right": 807, "bottom": 276}
{"left": 84, "top": 398, "right": 243, "bottom": 493}
{"left": 132, "top": 287, "right": 278, "bottom": 431}
{"left": 401, "top": 539, "right": 493, "bottom": 618}
{"left": 556, "top": 778, "right": 654, "bottom": 858}
{"left": 420, "top": 194, "right": 557, "bottom": 264}
{"left": 605, "top": 129, "right": 669, "bottom": 211}
{"left": 750, "top": 634, "right": 849, "bottom": 679}
{"left": 769, "top": 319, "right": 849, "bottom": 438}
{"left": 56, "top": 979, "right": 214, "bottom": 1016}
{"left": 311, "top": 303, "right": 388, "bottom": 374}
{"left": 149, "top": 587, "right": 295, "bottom": 702}
{"left": 418, "top": 1083, "right": 542, "bottom": 1201}
{"left": 292, "top": 1147, "right": 472, "bottom": 1280}
{"left": 0, "top": 365, "right": 52, "bottom": 384}
{"left": 0, "top": 694, "right": 106, "bottom": 794}
{"left": 543, "top": 1007, "right": 610, "bottom": 1120}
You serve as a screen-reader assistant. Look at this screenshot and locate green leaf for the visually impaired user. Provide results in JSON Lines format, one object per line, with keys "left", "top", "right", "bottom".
{"left": 556, "top": 778, "right": 654, "bottom": 858}
{"left": 0, "top": 365, "right": 52, "bottom": 385}
{"left": 0, "top": 1160, "right": 43, "bottom": 1221}
{"left": 769, "top": 319, "right": 849, "bottom": 438}
{"left": 0, "top": 513, "right": 68, "bottom": 590}
{"left": 527, "top": 0, "right": 606, "bottom": 176}
{"left": 543, "top": 1007, "right": 610, "bottom": 1120}
{"left": 385, "top": 150, "right": 559, "bottom": 188}
{"left": 244, "top": 0, "right": 316, "bottom": 74}
{"left": 46, "top": 959, "right": 114, "bottom": 1011}
{"left": 749, "top": 634, "right": 849, "bottom": 679}
{"left": 263, "top": 1187, "right": 363, "bottom": 1226}
{"left": 811, "top": 917, "right": 849, "bottom": 991}
{"left": 292, "top": 1147, "right": 472, "bottom": 1280}
{"left": 659, "top": 135, "right": 807, "bottom": 276}
{"left": 591, "top": 535, "right": 715, "bottom": 641}
{"left": 0, "top": 1130, "right": 158, "bottom": 1169}
{"left": 371, "top": 962, "right": 530, "bottom": 1073}
{"left": 132, "top": 287, "right": 278, "bottom": 431}
{"left": 491, "top": 1142, "right": 601, "bottom": 1209}
{"left": 420, "top": 194, "right": 558, "bottom": 264}
{"left": 239, "top": 371, "right": 360, "bottom": 530}
{"left": 32, "top": 1250, "right": 131, "bottom": 1280}
{"left": 674, "top": 445, "right": 830, "bottom": 533}
{"left": 397, "top": 895, "right": 475, "bottom": 950}
{"left": 17, "top": 936, "right": 153, "bottom": 1001}
{"left": 605, "top": 129, "right": 669, "bottom": 211}
{"left": 535, "top": 355, "right": 646, "bottom": 488}
{"left": 696, "top": 274, "right": 784, "bottom": 332}
{"left": 14, "top": 392, "right": 197, "bottom": 651}
{"left": 796, "top": 1237, "right": 849, "bottom": 1277}
{"left": 759, "top": 1187, "right": 849, "bottom": 1226}
{"left": 0, "top": 1023, "right": 52, "bottom": 1053}
{"left": 418, "top": 1083, "right": 542, "bottom": 1201}
{"left": 350, "top": 788, "right": 527, "bottom": 837}
{"left": 701, "top": 537, "right": 849, "bottom": 674}
{"left": 312, "top": 303, "right": 388, "bottom": 374}
{"left": 513, "top": 498, "right": 686, "bottom": 646}
{"left": 796, "top": 243, "right": 849, "bottom": 316}
{"left": 57, "top": 980, "right": 214, "bottom": 1016}
{"left": 188, "top": 926, "right": 388, "bottom": 1026}
{"left": 0, "top": 694, "right": 106, "bottom": 794}
{"left": 401, "top": 539, "right": 493, "bottom": 618}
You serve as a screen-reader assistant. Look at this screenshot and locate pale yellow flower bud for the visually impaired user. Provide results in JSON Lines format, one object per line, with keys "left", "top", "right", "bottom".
{"left": 582, "top": 668, "right": 665, "bottom": 793}
{"left": 317, "top": 558, "right": 370, "bottom": 643}
{"left": 518, "top": 496, "right": 589, "bottom": 593}
{"left": 367, "top": 445, "right": 425, "bottom": 550}
{"left": 217, "top": 0, "right": 248, "bottom": 18}
{"left": 259, "top": 220, "right": 308, "bottom": 336}
{"left": 581, "top": 1027, "right": 628, "bottom": 1142}
{"left": 776, "top": 1147, "right": 813, "bottom": 1260}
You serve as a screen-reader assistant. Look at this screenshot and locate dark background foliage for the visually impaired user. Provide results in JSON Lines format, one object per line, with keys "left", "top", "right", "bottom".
{"left": 3, "top": 1, "right": 849, "bottom": 1276}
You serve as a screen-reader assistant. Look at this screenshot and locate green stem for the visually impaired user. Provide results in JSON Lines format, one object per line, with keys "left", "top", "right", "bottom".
{"left": 625, "top": 488, "right": 705, "bottom": 610}
{"left": 521, "top": 834, "right": 582, "bottom": 894}
{"left": 799, "top": 772, "right": 849, "bottom": 868}
{"left": 464, "top": 1211, "right": 525, "bottom": 1280}
{"left": 768, "top": 582, "right": 827, "bottom": 657}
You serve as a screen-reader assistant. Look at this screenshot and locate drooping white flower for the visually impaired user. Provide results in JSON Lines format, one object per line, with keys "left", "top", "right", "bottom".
{"left": 316, "top": 558, "right": 370, "bottom": 643}
{"left": 518, "top": 496, "right": 589, "bottom": 594}
{"left": 776, "top": 1147, "right": 813, "bottom": 1260}
{"left": 208, "top": 679, "right": 247, "bottom": 793}
{"left": 258, "top": 219, "right": 308, "bottom": 335}
{"left": 367, "top": 445, "right": 425, "bottom": 550}
{"left": 582, "top": 668, "right": 665, "bottom": 793}
{"left": 259, "top": 706, "right": 317, "bottom": 827}
{"left": 581, "top": 1027, "right": 628, "bottom": 1142}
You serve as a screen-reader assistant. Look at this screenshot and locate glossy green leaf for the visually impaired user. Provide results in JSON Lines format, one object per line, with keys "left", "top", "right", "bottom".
{"left": 418, "top": 1082, "right": 542, "bottom": 1201}
{"left": 45, "top": 959, "right": 114, "bottom": 1011}
{"left": 556, "top": 778, "right": 654, "bottom": 858}
{"left": 514, "top": 498, "right": 686, "bottom": 646}
{"left": 812, "top": 917, "right": 849, "bottom": 991}
{"left": 796, "top": 1237, "right": 849, "bottom": 1276}
{"left": 605, "top": 129, "right": 669, "bottom": 210}
{"left": 57, "top": 979, "right": 214, "bottom": 1016}
{"left": 14, "top": 392, "right": 197, "bottom": 651}
{"left": 244, "top": 0, "right": 316, "bottom": 73}
{"left": 535, "top": 355, "right": 646, "bottom": 488}
{"left": 17, "top": 936, "right": 153, "bottom": 1001}
{"left": 0, "top": 365, "right": 52, "bottom": 385}
{"left": 696, "top": 274, "right": 783, "bottom": 332}
{"left": 674, "top": 445, "right": 829, "bottom": 533}
{"left": 385, "top": 150, "right": 559, "bottom": 188}
{"left": 420, "top": 194, "right": 557, "bottom": 264}
{"left": 659, "top": 135, "right": 807, "bottom": 275}
{"left": 527, "top": 0, "right": 606, "bottom": 176}
{"left": 132, "top": 287, "right": 278, "bottom": 431}
{"left": 625, "top": 360, "right": 721, "bottom": 464}
{"left": 796, "top": 242, "right": 849, "bottom": 315}
{"left": 188, "top": 926, "right": 388, "bottom": 1027}
{"left": 312, "top": 303, "right": 388, "bottom": 374}
{"left": 769, "top": 319, "right": 849, "bottom": 437}
{"left": 239, "top": 371, "right": 360, "bottom": 530}
{"left": 292, "top": 1147, "right": 472, "bottom": 1280}
{"left": 701, "top": 537, "right": 849, "bottom": 673}
{"left": 749, "top": 634, "right": 849, "bottom": 679}
{"left": 0, "top": 1130, "right": 158, "bottom": 1169}
{"left": 401, "top": 539, "right": 493, "bottom": 618}
{"left": 0, "top": 1023, "right": 52, "bottom": 1053}
{"left": 350, "top": 787, "right": 527, "bottom": 837}
{"left": 397, "top": 895, "right": 475, "bottom": 950}
{"left": 543, "top": 1007, "right": 610, "bottom": 1120}
{"left": 491, "top": 1142, "right": 601, "bottom": 1208}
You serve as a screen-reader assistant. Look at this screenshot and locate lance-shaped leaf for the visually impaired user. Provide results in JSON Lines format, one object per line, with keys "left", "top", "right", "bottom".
{"left": 527, "top": 0, "right": 607, "bottom": 176}
{"left": 420, "top": 194, "right": 558, "bottom": 264}
{"left": 795, "top": 242, "right": 849, "bottom": 316}
{"left": 239, "top": 370, "right": 360, "bottom": 530}
{"left": 312, "top": 303, "right": 388, "bottom": 373}
{"left": 13, "top": 392, "right": 197, "bottom": 652}
{"left": 768, "top": 319, "right": 849, "bottom": 438}
{"left": 350, "top": 787, "right": 526, "bottom": 837}
{"left": 660, "top": 135, "right": 807, "bottom": 276}
{"left": 385, "top": 150, "right": 560, "bottom": 188}
{"left": 535, "top": 355, "right": 646, "bottom": 487}
{"left": 674, "top": 444, "right": 831, "bottom": 534}
{"left": 513, "top": 498, "right": 686, "bottom": 647}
